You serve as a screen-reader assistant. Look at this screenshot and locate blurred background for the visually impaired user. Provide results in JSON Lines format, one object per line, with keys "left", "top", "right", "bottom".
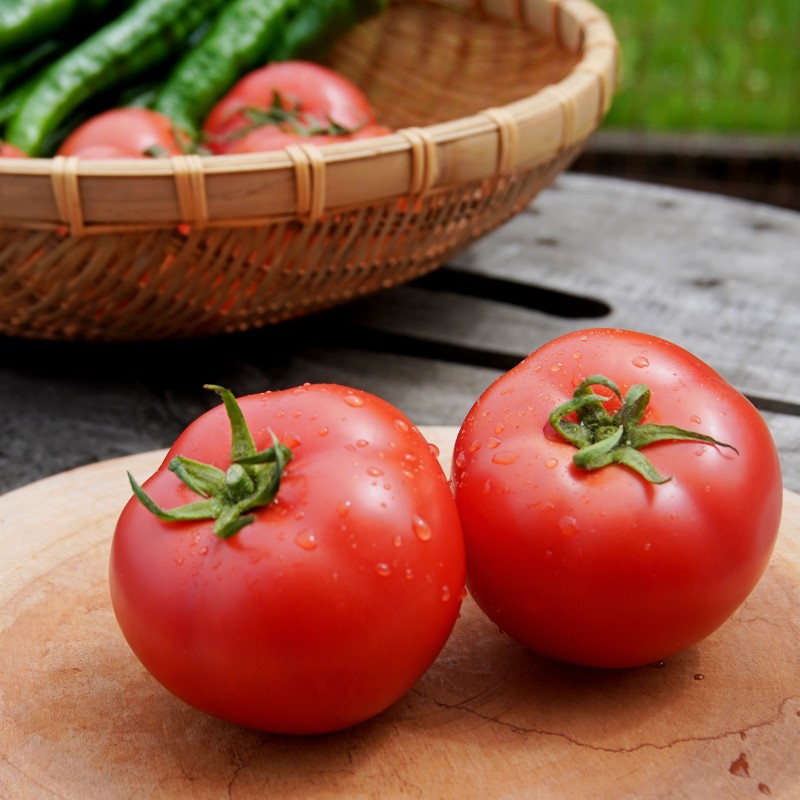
{"left": 571, "top": 0, "right": 800, "bottom": 210}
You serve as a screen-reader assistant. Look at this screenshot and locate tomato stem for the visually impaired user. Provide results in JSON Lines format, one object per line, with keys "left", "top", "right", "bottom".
{"left": 548, "top": 375, "right": 737, "bottom": 483}
{"left": 128, "top": 385, "right": 292, "bottom": 538}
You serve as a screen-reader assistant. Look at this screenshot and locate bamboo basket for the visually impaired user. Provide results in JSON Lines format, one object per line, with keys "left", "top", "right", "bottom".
{"left": 0, "top": 0, "right": 618, "bottom": 341}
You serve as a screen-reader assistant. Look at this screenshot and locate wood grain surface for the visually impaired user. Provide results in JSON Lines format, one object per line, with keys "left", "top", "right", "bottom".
{"left": 1, "top": 428, "right": 798, "bottom": 800}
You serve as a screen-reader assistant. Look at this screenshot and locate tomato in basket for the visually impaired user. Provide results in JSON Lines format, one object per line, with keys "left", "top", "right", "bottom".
{"left": 56, "top": 107, "right": 188, "bottom": 159}
{"left": 451, "top": 328, "right": 783, "bottom": 669}
{"left": 109, "top": 383, "right": 465, "bottom": 734}
{"left": 202, "top": 60, "right": 389, "bottom": 154}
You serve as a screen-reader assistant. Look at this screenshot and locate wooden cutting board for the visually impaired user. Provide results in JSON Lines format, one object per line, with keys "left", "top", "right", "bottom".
{"left": 1, "top": 427, "right": 798, "bottom": 799}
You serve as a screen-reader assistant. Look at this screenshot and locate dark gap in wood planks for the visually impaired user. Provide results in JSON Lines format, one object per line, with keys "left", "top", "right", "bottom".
{"left": 412, "top": 267, "right": 611, "bottom": 318}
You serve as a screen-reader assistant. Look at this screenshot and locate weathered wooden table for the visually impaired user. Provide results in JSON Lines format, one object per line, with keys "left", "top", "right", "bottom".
{"left": 1, "top": 173, "right": 799, "bottom": 799}
{"left": 1, "top": 172, "right": 798, "bottom": 493}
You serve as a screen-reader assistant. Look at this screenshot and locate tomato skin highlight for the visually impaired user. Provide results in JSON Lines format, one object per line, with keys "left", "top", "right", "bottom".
{"left": 110, "top": 384, "right": 465, "bottom": 734}
{"left": 451, "top": 328, "right": 783, "bottom": 669}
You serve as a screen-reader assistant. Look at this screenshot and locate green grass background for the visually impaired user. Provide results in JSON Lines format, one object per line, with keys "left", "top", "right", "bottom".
{"left": 597, "top": 0, "right": 800, "bottom": 135}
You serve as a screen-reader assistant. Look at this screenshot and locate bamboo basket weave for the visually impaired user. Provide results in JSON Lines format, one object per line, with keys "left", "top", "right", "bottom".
{"left": 0, "top": 0, "right": 618, "bottom": 341}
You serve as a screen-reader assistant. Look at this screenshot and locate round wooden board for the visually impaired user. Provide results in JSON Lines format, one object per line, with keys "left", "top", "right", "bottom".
{"left": 1, "top": 426, "right": 798, "bottom": 799}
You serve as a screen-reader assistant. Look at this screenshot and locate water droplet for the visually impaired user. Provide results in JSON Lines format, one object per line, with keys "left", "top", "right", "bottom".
{"left": 533, "top": 364, "right": 542, "bottom": 372}
{"left": 729, "top": 753, "right": 750, "bottom": 778}
{"left": 441, "top": 586, "right": 452, "bottom": 602}
{"left": 317, "top": 426, "right": 329, "bottom": 437}
{"left": 690, "top": 415, "right": 702, "bottom": 424}
{"left": 292, "top": 409, "right": 302, "bottom": 418}
{"left": 404, "top": 568, "right": 414, "bottom": 580}
{"left": 367, "top": 466, "right": 384, "bottom": 477}
{"left": 291, "top": 386, "right": 307, "bottom": 396}
{"left": 375, "top": 562, "right": 391, "bottom": 577}
{"left": 500, "top": 386, "right": 515, "bottom": 395}
{"left": 492, "top": 451, "right": 520, "bottom": 465}
{"left": 695, "top": 447, "right": 706, "bottom": 457}
{"left": 483, "top": 479, "right": 493, "bottom": 494}
{"left": 412, "top": 515, "right": 432, "bottom": 541}
{"left": 469, "top": 439, "right": 481, "bottom": 453}
{"left": 455, "top": 451, "right": 466, "bottom": 467}
{"left": 558, "top": 515, "right": 579, "bottom": 537}
{"left": 494, "top": 424, "right": 505, "bottom": 435}
{"left": 428, "top": 442, "right": 440, "bottom": 458}
{"left": 545, "top": 457, "right": 559, "bottom": 469}
{"left": 487, "top": 436, "right": 501, "bottom": 449}
{"left": 337, "top": 500, "right": 351, "bottom": 517}
{"left": 573, "top": 351, "right": 582, "bottom": 360}
{"left": 550, "top": 362, "right": 563, "bottom": 372}
{"left": 283, "top": 431, "right": 301, "bottom": 448}
{"left": 644, "top": 542, "right": 652, "bottom": 551}
{"left": 295, "top": 530, "right": 317, "bottom": 550}
{"left": 199, "top": 546, "right": 209, "bottom": 556}
{"left": 632, "top": 356, "right": 650, "bottom": 368}
{"left": 356, "top": 439, "right": 369, "bottom": 448}
{"left": 343, "top": 394, "right": 365, "bottom": 408}
{"left": 174, "top": 556, "right": 185, "bottom": 566}
{"left": 693, "top": 673, "right": 705, "bottom": 681}
{"left": 394, "top": 419, "right": 410, "bottom": 432}
{"left": 392, "top": 534, "right": 403, "bottom": 547}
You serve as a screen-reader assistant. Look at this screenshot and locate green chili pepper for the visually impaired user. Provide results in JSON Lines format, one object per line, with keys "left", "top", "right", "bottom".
{"left": 151, "top": 0, "right": 303, "bottom": 142}
{"left": 270, "top": 0, "right": 389, "bottom": 62}
{"left": 4, "top": 0, "right": 226, "bottom": 155}
{"left": 0, "top": 0, "right": 128, "bottom": 57}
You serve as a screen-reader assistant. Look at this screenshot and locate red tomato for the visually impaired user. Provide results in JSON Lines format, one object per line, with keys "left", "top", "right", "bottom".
{"left": 0, "top": 142, "right": 27, "bottom": 157}
{"left": 203, "top": 60, "right": 384, "bottom": 155}
{"left": 57, "top": 107, "right": 187, "bottom": 158}
{"left": 225, "top": 122, "right": 392, "bottom": 155}
{"left": 110, "top": 384, "right": 465, "bottom": 734}
{"left": 451, "top": 328, "right": 783, "bottom": 669}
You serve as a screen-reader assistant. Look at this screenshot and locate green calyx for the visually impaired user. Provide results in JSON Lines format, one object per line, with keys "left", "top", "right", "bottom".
{"left": 548, "top": 374, "right": 737, "bottom": 483}
{"left": 128, "top": 384, "right": 292, "bottom": 538}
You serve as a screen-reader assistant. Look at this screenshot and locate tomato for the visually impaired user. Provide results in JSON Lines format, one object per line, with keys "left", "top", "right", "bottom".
{"left": 56, "top": 107, "right": 187, "bottom": 158}
{"left": 0, "top": 142, "right": 27, "bottom": 157}
{"left": 109, "top": 384, "right": 464, "bottom": 734}
{"left": 224, "top": 121, "right": 392, "bottom": 155}
{"left": 202, "top": 60, "right": 385, "bottom": 155}
{"left": 451, "top": 328, "right": 783, "bottom": 669}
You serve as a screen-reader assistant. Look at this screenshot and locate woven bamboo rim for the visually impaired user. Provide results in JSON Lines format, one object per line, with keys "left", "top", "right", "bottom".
{"left": 0, "top": 0, "right": 619, "bottom": 340}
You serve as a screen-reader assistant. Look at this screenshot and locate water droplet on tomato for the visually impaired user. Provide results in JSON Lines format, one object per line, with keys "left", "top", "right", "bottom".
{"left": 469, "top": 439, "right": 481, "bottom": 453}
{"left": 291, "top": 386, "right": 307, "bottom": 395}
{"left": 573, "top": 351, "right": 582, "bottom": 360}
{"left": 550, "top": 362, "right": 563, "bottom": 372}
{"left": 412, "top": 515, "right": 432, "bottom": 541}
{"left": 428, "top": 442, "right": 440, "bottom": 458}
{"left": 337, "top": 500, "right": 351, "bottom": 517}
{"left": 558, "top": 515, "right": 579, "bottom": 537}
{"left": 199, "top": 546, "right": 209, "bottom": 556}
{"left": 545, "top": 457, "right": 559, "bottom": 469}
{"left": 392, "top": 534, "right": 403, "bottom": 547}
{"left": 405, "top": 568, "right": 414, "bottom": 580}
{"left": 483, "top": 479, "right": 493, "bottom": 494}
{"left": 494, "top": 424, "right": 505, "bottom": 435}
{"left": 395, "top": 419, "right": 410, "bottom": 432}
{"left": 367, "top": 466, "right": 384, "bottom": 477}
{"left": 317, "top": 426, "right": 329, "bottom": 437}
{"left": 455, "top": 451, "right": 466, "bottom": 467}
{"left": 343, "top": 394, "right": 365, "bottom": 408}
{"left": 500, "top": 386, "right": 515, "bottom": 395}
{"left": 690, "top": 415, "right": 702, "bottom": 424}
{"left": 283, "top": 431, "right": 301, "bottom": 448}
{"left": 632, "top": 356, "right": 649, "bottom": 368}
{"left": 492, "top": 451, "right": 520, "bottom": 465}
{"left": 357, "top": 439, "right": 369, "bottom": 448}
{"left": 695, "top": 447, "right": 706, "bottom": 457}
{"left": 441, "top": 586, "right": 452, "bottom": 602}
{"left": 375, "top": 562, "right": 391, "bottom": 577}
{"left": 694, "top": 673, "right": 705, "bottom": 681}
{"left": 533, "top": 364, "right": 543, "bottom": 372}
{"left": 295, "top": 530, "right": 317, "bottom": 551}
